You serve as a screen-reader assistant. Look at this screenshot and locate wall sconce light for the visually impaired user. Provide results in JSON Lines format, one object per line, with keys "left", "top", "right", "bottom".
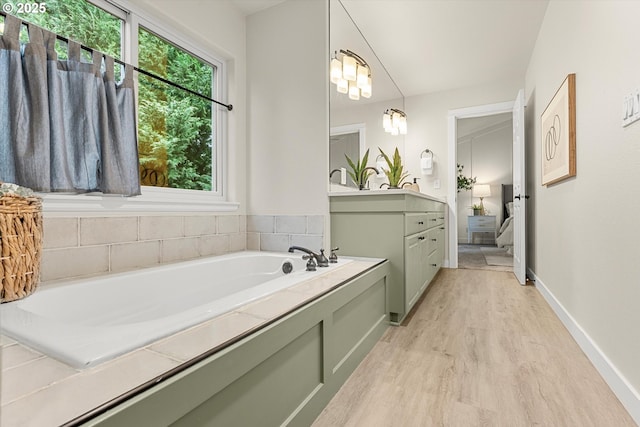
{"left": 330, "top": 49, "right": 372, "bottom": 100}
{"left": 472, "top": 184, "right": 491, "bottom": 215}
{"left": 420, "top": 149, "right": 433, "bottom": 175}
{"left": 383, "top": 108, "right": 407, "bottom": 135}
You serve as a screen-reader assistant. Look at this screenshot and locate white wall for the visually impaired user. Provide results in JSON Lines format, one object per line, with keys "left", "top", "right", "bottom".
{"left": 246, "top": 1, "right": 329, "bottom": 217}
{"left": 403, "top": 78, "right": 522, "bottom": 200}
{"left": 525, "top": 0, "right": 640, "bottom": 418}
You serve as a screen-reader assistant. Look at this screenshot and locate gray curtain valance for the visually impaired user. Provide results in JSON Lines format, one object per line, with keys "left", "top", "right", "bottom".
{"left": 0, "top": 14, "right": 140, "bottom": 196}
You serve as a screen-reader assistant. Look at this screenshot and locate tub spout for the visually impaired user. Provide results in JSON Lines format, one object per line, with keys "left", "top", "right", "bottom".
{"left": 288, "top": 246, "right": 329, "bottom": 267}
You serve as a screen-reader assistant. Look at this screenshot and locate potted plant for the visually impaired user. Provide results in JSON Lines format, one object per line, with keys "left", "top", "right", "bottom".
{"left": 457, "top": 163, "right": 476, "bottom": 192}
{"left": 378, "top": 147, "right": 409, "bottom": 189}
{"left": 345, "top": 148, "right": 376, "bottom": 190}
{"left": 471, "top": 204, "right": 483, "bottom": 216}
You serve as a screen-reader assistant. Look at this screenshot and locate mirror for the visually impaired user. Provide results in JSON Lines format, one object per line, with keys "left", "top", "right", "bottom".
{"left": 329, "top": 0, "right": 405, "bottom": 192}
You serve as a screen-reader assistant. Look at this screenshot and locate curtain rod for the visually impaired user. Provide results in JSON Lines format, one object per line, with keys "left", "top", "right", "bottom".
{"left": 0, "top": 11, "right": 233, "bottom": 111}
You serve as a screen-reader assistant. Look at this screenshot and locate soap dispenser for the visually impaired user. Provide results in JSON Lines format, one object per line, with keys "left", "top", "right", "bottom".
{"left": 410, "top": 178, "right": 420, "bottom": 192}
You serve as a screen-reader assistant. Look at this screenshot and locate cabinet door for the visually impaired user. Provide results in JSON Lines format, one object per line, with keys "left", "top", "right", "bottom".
{"left": 405, "top": 231, "right": 428, "bottom": 308}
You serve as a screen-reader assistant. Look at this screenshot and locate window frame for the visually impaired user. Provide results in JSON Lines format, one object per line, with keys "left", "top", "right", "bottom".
{"left": 40, "top": 0, "right": 234, "bottom": 213}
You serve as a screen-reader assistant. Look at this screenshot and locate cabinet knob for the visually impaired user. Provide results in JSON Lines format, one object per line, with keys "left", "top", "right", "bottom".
{"left": 440, "top": 227, "right": 445, "bottom": 230}
{"left": 418, "top": 221, "right": 424, "bottom": 225}
{"left": 431, "top": 218, "right": 437, "bottom": 222}
{"left": 418, "top": 236, "right": 425, "bottom": 240}
{"left": 431, "top": 238, "right": 437, "bottom": 242}
{"left": 438, "top": 216, "right": 444, "bottom": 220}
{"left": 431, "top": 263, "right": 437, "bottom": 267}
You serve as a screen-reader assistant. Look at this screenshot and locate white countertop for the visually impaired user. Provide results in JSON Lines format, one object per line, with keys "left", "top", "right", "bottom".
{"left": 329, "top": 188, "right": 447, "bottom": 204}
{"left": 0, "top": 257, "right": 384, "bottom": 427}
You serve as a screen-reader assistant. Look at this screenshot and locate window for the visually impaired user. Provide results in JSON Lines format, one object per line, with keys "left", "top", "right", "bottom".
{"left": 2, "top": 0, "right": 227, "bottom": 207}
{"left": 138, "top": 27, "right": 216, "bottom": 191}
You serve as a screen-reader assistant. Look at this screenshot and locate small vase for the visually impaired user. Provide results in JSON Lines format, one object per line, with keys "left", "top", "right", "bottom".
{"left": 473, "top": 209, "right": 482, "bottom": 216}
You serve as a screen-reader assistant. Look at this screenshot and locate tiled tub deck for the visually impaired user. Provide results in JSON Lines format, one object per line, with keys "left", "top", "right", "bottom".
{"left": 1, "top": 257, "right": 387, "bottom": 427}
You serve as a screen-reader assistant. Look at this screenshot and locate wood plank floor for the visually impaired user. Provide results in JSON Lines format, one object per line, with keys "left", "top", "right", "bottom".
{"left": 312, "top": 268, "right": 637, "bottom": 427}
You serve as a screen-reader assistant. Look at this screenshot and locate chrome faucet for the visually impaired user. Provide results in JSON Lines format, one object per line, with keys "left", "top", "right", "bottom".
{"left": 288, "top": 246, "right": 329, "bottom": 268}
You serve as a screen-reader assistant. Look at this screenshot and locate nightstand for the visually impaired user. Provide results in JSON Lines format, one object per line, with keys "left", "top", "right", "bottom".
{"left": 467, "top": 215, "right": 496, "bottom": 244}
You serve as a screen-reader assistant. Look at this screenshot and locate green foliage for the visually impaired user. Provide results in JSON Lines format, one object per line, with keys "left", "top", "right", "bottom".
{"left": 7, "top": 0, "right": 214, "bottom": 191}
{"left": 457, "top": 163, "right": 476, "bottom": 192}
{"left": 138, "top": 27, "right": 213, "bottom": 191}
{"left": 378, "top": 147, "right": 409, "bottom": 188}
{"left": 345, "top": 149, "right": 374, "bottom": 189}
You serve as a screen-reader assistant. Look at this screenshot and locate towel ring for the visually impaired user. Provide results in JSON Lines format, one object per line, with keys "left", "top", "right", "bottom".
{"left": 421, "top": 149, "right": 433, "bottom": 159}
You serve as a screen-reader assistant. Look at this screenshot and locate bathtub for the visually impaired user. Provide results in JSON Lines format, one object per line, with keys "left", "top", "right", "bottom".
{"left": 1, "top": 251, "right": 352, "bottom": 369}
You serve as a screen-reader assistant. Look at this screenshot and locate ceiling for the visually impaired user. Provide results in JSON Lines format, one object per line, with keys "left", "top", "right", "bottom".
{"left": 231, "top": 0, "right": 549, "bottom": 98}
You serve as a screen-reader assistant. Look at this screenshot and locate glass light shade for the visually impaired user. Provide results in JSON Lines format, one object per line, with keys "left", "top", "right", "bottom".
{"left": 342, "top": 55, "right": 357, "bottom": 81}
{"left": 392, "top": 112, "right": 401, "bottom": 129}
{"left": 361, "top": 77, "right": 372, "bottom": 98}
{"left": 473, "top": 184, "right": 491, "bottom": 198}
{"left": 399, "top": 116, "right": 408, "bottom": 135}
{"left": 356, "top": 65, "right": 368, "bottom": 88}
{"left": 330, "top": 58, "right": 343, "bottom": 84}
{"left": 337, "top": 78, "right": 348, "bottom": 94}
{"left": 383, "top": 112, "right": 392, "bottom": 131}
{"left": 348, "top": 80, "right": 360, "bottom": 100}
{"left": 391, "top": 126, "right": 399, "bottom": 136}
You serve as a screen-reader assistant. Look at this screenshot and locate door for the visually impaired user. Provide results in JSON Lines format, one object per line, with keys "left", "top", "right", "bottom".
{"left": 512, "top": 90, "right": 527, "bottom": 284}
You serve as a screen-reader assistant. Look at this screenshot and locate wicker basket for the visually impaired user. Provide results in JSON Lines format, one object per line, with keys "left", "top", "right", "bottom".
{"left": 0, "top": 193, "right": 43, "bottom": 303}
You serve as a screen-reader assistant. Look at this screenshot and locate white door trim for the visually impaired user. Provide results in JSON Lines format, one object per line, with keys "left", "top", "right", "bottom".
{"left": 447, "top": 101, "right": 514, "bottom": 268}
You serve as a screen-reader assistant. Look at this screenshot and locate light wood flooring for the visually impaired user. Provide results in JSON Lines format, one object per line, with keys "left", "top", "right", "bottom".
{"left": 312, "top": 268, "right": 636, "bottom": 427}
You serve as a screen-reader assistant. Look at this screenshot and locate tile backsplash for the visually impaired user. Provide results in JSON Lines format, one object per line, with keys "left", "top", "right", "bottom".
{"left": 41, "top": 215, "right": 247, "bottom": 283}
{"left": 246, "top": 215, "right": 324, "bottom": 252}
{"left": 39, "top": 214, "right": 326, "bottom": 284}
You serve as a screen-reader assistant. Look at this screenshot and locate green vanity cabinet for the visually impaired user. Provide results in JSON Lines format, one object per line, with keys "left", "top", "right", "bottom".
{"left": 330, "top": 190, "right": 446, "bottom": 324}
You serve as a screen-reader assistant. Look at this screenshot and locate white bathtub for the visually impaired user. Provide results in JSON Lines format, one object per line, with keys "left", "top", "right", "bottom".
{"left": 1, "top": 251, "right": 352, "bottom": 368}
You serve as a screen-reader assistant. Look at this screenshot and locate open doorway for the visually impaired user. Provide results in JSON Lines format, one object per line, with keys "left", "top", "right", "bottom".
{"left": 456, "top": 113, "right": 513, "bottom": 272}
{"left": 448, "top": 102, "right": 514, "bottom": 268}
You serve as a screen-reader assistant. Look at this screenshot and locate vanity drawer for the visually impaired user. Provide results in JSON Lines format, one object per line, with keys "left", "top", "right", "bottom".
{"left": 405, "top": 213, "right": 429, "bottom": 235}
{"left": 426, "top": 212, "right": 445, "bottom": 227}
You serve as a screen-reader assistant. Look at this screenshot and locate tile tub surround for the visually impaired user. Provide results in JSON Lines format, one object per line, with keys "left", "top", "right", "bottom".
{"left": 40, "top": 214, "right": 247, "bottom": 282}
{"left": 246, "top": 214, "right": 325, "bottom": 252}
{"left": 0, "top": 258, "right": 383, "bottom": 427}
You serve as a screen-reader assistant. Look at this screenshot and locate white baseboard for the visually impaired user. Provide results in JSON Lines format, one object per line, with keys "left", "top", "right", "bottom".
{"left": 528, "top": 268, "right": 640, "bottom": 425}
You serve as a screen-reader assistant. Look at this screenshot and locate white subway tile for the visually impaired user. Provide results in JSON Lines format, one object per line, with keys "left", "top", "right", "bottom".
{"left": 0, "top": 350, "right": 178, "bottom": 427}
{"left": 307, "top": 215, "right": 325, "bottom": 235}
{"left": 80, "top": 217, "right": 137, "bottom": 246}
{"left": 42, "top": 217, "right": 78, "bottom": 249}
{"left": 40, "top": 246, "right": 110, "bottom": 282}
{"left": 247, "top": 215, "right": 275, "bottom": 233}
{"left": 229, "top": 233, "right": 246, "bottom": 252}
{"left": 162, "top": 237, "right": 200, "bottom": 263}
{"left": 260, "top": 233, "right": 289, "bottom": 252}
{"left": 139, "top": 216, "right": 183, "bottom": 240}
{"left": 218, "top": 215, "right": 240, "bottom": 234}
{"left": 289, "top": 234, "right": 323, "bottom": 251}
{"left": 110, "top": 241, "right": 161, "bottom": 272}
{"left": 1, "top": 345, "right": 42, "bottom": 371}
{"left": 199, "top": 235, "right": 230, "bottom": 257}
{"left": 2, "top": 356, "right": 76, "bottom": 404}
{"left": 149, "top": 312, "right": 263, "bottom": 362}
{"left": 247, "top": 233, "right": 260, "bottom": 251}
{"left": 275, "top": 216, "right": 306, "bottom": 234}
{"left": 184, "top": 215, "right": 216, "bottom": 236}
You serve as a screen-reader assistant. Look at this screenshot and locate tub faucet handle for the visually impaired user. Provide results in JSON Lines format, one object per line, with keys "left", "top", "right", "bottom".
{"left": 317, "top": 249, "right": 329, "bottom": 267}
{"left": 302, "top": 255, "right": 317, "bottom": 271}
{"left": 329, "top": 247, "right": 339, "bottom": 263}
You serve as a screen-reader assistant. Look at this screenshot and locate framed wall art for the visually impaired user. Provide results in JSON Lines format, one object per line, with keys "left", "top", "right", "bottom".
{"left": 541, "top": 73, "right": 576, "bottom": 186}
